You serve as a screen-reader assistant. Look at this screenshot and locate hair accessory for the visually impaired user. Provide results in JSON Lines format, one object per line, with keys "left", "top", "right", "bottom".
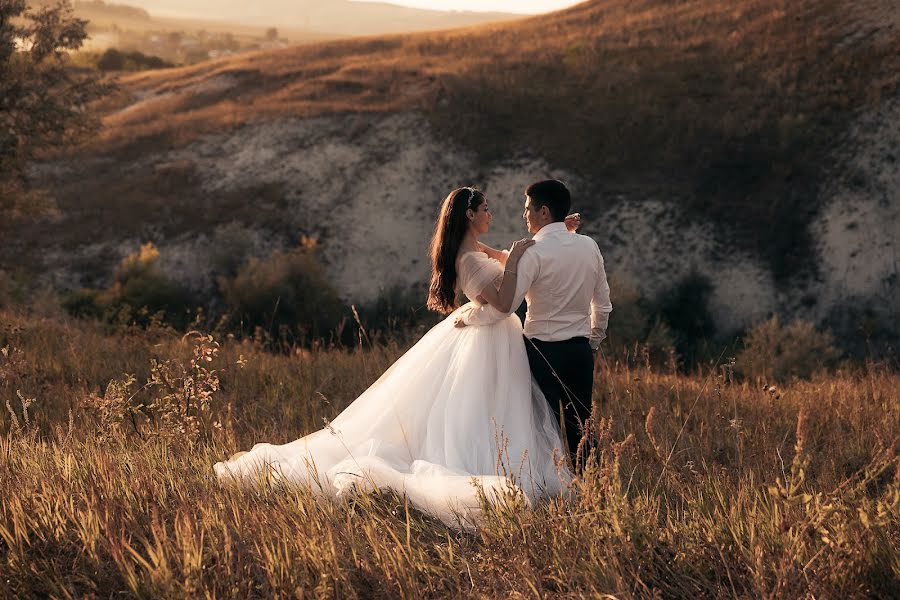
{"left": 463, "top": 187, "right": 476, "bottom": 210}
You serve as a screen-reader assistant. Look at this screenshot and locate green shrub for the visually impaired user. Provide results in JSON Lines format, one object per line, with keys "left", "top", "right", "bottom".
{"left": 0, "top": 270, "right": 27, "bottom": 308}
{"left": 603, "top": 274, "right": 676, "bottom": 367}
{"left": 218, "top": 246, "right": 346, "bottom": 343}
{"left": 62, "top": 243, "right": 194, "bottom": 328}
{"left": 60, "top": 288, "right": 104, "bottom": 319}
{"left": 656, "top": 272, "right": 717, "bottom": 365}
{"left": 106, "top": 243, "right": 194, "bottom": 327}
{"left": 604, "top": 275, "right": 649, "bottom": 348}
{"left": 96, "top": 48, "right": 173, "bottom": 72}
{"left": 0, "top": 271, "right": 10, "bottom": 308}
{"left": 352, "top": 284, "right": 439, "bottom": 346}
{"left": 736, "top": 315, "right": 840, "bottom": 382}
{"left": 207, "top": 223, "right": 261, "bottom": 279}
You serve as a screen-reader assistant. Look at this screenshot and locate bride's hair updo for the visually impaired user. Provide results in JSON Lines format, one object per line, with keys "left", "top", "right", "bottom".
{"left": 427, "top": 187, "right": 485, "bottom": 314}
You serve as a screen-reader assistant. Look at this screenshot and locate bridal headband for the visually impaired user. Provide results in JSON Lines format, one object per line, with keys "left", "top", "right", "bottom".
{"left": 461, "top": 186, "right": 478, "bottom": 209}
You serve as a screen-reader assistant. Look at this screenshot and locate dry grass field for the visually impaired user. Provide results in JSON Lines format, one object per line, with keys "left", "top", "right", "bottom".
{"left": 0, "top": 306, "right": 897, "bottom": 597}
{"left": 3, "top": 3, "right": 897, "bottom": 593}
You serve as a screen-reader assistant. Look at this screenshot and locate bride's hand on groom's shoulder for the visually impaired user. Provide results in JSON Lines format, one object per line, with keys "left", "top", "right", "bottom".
{"left": 508, "top": 238, "right": 535, "bottom": 260}
{"left": 565, "top": 213, "right": 582, "bottom": 232}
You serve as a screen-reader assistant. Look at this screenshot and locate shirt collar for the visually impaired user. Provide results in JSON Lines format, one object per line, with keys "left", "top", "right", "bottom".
{"left": 532, "top": 221, "right": 569, "bottom": 241}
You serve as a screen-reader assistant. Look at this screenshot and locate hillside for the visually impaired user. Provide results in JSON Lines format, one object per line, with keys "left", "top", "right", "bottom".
{"left": 7, "top": 0, "right": 900, "bottom": 349}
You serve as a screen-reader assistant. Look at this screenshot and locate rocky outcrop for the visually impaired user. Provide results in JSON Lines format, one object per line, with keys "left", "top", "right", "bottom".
{"left": 22, "top": 104, "right": 898, "bottom": 341}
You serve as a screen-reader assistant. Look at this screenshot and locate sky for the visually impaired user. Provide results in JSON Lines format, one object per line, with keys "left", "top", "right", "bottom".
{"left": 355, "top": 0, "right": 582, "bottom": 14}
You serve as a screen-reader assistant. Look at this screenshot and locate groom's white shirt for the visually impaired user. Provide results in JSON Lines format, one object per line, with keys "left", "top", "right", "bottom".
{"left": 464, "top": 221, "right": 612, "bottom": 349}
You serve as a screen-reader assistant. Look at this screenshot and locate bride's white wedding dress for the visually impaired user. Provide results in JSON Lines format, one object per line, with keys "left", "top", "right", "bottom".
{"left": 214, "top": 250, "right": 570, "bottom": 528}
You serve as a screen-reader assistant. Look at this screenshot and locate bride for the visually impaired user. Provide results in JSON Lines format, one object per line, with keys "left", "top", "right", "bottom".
{"left": 214, "top": 187, "right": 573, "bottom": 528}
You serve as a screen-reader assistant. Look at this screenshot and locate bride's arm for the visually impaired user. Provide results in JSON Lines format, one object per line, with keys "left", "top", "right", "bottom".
{"left": 456, "top": 249, "right": 536, "bottom": 327}
{"left": 476, "top": 242, "right": 509, "bottom": 265}
{"left": 477, "top": 213, "right": 580, "bottom": 265}
{"left": 472, "top": 239, "right": 533, "bottom": 314}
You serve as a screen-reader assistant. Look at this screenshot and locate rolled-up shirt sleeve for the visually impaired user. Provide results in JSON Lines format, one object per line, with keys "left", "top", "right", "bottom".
{"left": 589, "top": 246, "right": 612, "bottom": 349}
{"left": 462, "top": 249, "right": 539, "bottom": 326}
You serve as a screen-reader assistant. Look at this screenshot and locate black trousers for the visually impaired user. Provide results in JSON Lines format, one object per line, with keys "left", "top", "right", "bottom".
{"left": 524, "top": 335, "right": 595, "bottom": 470}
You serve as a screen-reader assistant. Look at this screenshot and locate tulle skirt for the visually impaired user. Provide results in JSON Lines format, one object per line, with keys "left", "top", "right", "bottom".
{"left": 213, "top": 303, "right": 571, "bottom": 528}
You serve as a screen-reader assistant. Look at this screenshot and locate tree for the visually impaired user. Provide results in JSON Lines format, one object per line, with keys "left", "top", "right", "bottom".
{"left": 0, "top": 0, "right": 105, "bottom": 216}
{"left": 265, "top": 27, "right": 278, "bottom": 42}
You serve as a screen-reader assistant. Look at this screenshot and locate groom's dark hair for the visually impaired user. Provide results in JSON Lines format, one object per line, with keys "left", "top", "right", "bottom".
{"left": 525, "top": 179, "right": 571, "bottom": 222}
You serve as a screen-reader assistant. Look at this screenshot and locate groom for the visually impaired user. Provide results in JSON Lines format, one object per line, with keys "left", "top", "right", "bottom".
{"left": 465, "top": 179, "right": 612, "bottom": 471}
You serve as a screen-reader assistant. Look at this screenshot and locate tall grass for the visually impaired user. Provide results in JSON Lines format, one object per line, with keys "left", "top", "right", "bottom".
{"left": 1, "top": 307, "right": 897, "bottom": 597}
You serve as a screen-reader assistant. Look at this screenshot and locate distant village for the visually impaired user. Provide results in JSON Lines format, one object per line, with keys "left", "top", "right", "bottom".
{"left": 83, "top": 27, "right": 289, "bottom": 65}
{"left": 73, "top": 0, "right": 290, "bottom": 68}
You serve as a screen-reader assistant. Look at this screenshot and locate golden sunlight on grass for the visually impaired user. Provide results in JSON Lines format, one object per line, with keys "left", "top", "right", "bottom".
{"left": 1, "top": 307, "right": 897, "bottom": 597}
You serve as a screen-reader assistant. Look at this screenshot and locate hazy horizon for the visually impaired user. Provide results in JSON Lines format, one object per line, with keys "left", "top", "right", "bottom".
{"left": 95, "top": 0, "right": 551, "bottom": 34}
{"left": 110, "top": 0, "right": 583, "bottom": 21}
{"left": 352, "top": 0, "right": 582, "bottom": 14}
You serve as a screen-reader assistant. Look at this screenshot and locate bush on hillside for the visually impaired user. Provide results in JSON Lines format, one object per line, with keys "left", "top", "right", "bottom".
{"left": 62, "top": 243, "right": 194, "bottom": 328}
{"left": 218, "top": 247, "right": 346, "bottom": 344}
{"left": 604, "top": 276, "right": 647, "bottom": 347}
{"left": 0, "top": 270, "right": 27, "bottom": 308}
{"left": 96, "top": 48, "right": 173, "bottom": 72}
{"left": 351, "top": 284, "right": 439, "bottom": 346}
{"left": 736, "top": 316, "right": 840, "bottom": 382}
{"left": 61, "top": 288, "right": 104, "bottom": 320}
{"left": 655, "top": 272, "right": 717, "bottom": 365}
{"left": 823, "top": 300, "right": 898, "bottom": 359}
{"left": 0, "top": 273, "right": 10, "bottom": 309}
{"left": 108, "top": 243, "right": 194, "bottom": 326}
{"left": 207, "top": 223, "right": 267, "bottom": 279}
{"left": 603, "top": 274, "right": 676, "bottom": 365}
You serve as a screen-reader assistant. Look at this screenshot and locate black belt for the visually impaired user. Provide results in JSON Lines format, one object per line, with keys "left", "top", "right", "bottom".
{"left": 526, "top": 336, "right": 589, "bottom": 345}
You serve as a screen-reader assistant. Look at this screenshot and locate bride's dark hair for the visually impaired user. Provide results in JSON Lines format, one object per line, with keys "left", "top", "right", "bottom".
{"left": 427, "top": 187, "right": 485, "bottom": 314}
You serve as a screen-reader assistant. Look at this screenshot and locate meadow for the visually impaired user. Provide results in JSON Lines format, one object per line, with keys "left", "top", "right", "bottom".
{"left": 1, "top": 306, "right": 897, "bottom": 598}
{"left": 3, "top": 1, "right": 897, "bottom": 595}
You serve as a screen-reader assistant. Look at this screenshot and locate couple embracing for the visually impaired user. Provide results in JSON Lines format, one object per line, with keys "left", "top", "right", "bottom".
{"left": 215, "top": 179, "right": 612, "bottom": 528}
